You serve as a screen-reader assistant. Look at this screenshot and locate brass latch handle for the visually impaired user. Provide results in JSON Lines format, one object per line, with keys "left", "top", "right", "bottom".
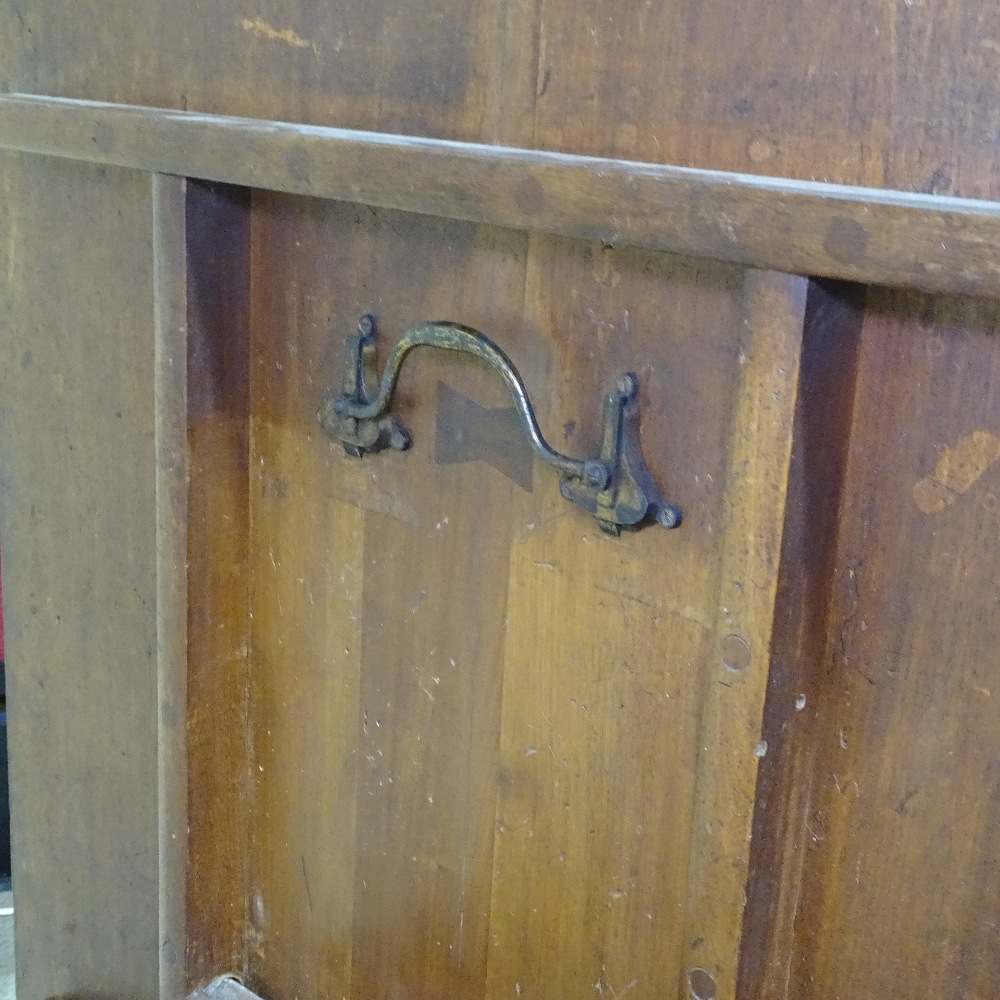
{"left": 317, "top": 315, "right": 681, "bottom": 536}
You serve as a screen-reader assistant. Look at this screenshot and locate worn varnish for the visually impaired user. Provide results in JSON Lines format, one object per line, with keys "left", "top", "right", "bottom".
{"left": 0, "top": 157, "right": 160, "bottom": 999}
{"left": 7, "top": 96, "right": 1000, "bottom": 299}
{"left": 184, "top": 181, "right": 254, "bottom": 989}
{"left": 5, "top": 0, "right": 1000, "bottom": 197}
{"left": 736, "top": 281, "right": 866, "bottom": 998}
{"left": 781, "top": 292, "right": 1000, "bottom": 998}
{"left": 5, "top": 0, "right": 1000, "bottom": 998}
{"left": 243, "top": 196, "right": 813, "bottom": 999}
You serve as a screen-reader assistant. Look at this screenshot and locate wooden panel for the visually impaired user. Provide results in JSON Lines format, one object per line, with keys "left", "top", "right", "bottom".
{"left": 779, "top": 291, "right": 1000, "bottom": 997}
{"left": 7, "top": 0, "right": 1000, "bottom": 997}
{"left": 0, "top": 163, "right": 250, "bottom": 1000}
{"left": 736, "top": 281, "right": 866, "bottom": 998}
{"left": 6, "top": 96, "right": 1000, "bottom": 299}
{"left": 184, "top": 181, "right": 253, "bottom": 990}
{"left": 5, "top": 0, "right": 1000, "bottom": 195}
{"left": 0, "top": 154, "right": 159, "bottom": 1000}
{"left": 241, "top": 195, "right": 810, "bottom": 1000}
{"left": 153, "top": 172, "right": 192, "bottom": 1000}
{"left": 677, "top": 271, "right": 808, "bottom": 997}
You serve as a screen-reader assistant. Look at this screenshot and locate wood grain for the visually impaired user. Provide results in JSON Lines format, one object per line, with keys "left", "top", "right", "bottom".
{"left": 781, "top": 290, "right": 1000, "bottom": 999}
{"left": 6, "top": 0, "right": 1000, "bottom": 199}
{"left": 184, "top": 180, "right": 253, "bottom": 990}
{"left": 246, "top": 199, "right": 536, "bottom": 1000}
{"left": 9, "top": 0, "right": 1000, "bottom": 996}
{"left": 152, "top": 172, "right": 191, "bottom": 1000}
{"left": 241, "top": 196, "right": 810, "bottom": 1000}
{"left": 736, "top": 281, "right": 866, "bottom": 999}
{"left": 4, "top": 95, "right": 1000, "bottom": 298}
{"left": 480, "top": 232, "right": 744, "bottom": 1000}
{"left": 677, "top": 271, "right": 808, "bottom": 999}
{"left": 0, "top": 154, "right": 160, "bottom": 1000}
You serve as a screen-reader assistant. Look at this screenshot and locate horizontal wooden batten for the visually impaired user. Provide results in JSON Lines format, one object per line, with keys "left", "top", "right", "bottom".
{"left": 2, "top": 93, "right": 1000, "bottom": 297}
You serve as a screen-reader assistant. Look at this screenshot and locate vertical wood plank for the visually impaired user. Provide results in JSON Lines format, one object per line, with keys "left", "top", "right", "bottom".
{"left": 152, "top": 172, "right": 190, "bottom": 1000}
{"left": 0, "top": 155, "right": 159, "bottom": 1000}
{"left": 483, "top": 238, "right": 749, "bottom": 1000}
{"left": 678, "top": 270, "right": 808, "bottom": 1000}
{"left": 735, "top": 281, "right": 865, "bottom": 999}
{"left": 184, "top": 180, "right": 253, "bottom": 989}
{"left": 342, "top": 221, "right": 530, "bottom": 1000}
{"left": 153, "top": 174, "right": 254, "bottom": 995}
{"left": 246, "top": 416, "right": 364, "bottom": 1000}
{"left": 785, "top": 290, "right": 1000, "bottom": 999}
{"left": 244, "top": 195, "right": 376, "bottom": 1000}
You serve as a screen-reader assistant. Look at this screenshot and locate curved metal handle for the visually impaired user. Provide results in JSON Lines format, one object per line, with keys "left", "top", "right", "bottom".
{"left": 317, "top": 315, "right": 681, "bottom": 535}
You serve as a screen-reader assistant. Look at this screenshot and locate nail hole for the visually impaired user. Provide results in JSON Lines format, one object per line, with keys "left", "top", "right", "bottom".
{"left": 689, "top": 968, "right": 717, "bottom": 1000}
{"left": 720, "top": 634, "right": 751, "bottom": 672}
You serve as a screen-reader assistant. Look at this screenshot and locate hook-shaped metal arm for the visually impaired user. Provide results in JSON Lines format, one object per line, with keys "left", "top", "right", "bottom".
{"left": 317, "top": 315, "right": 681, "bottom": 535}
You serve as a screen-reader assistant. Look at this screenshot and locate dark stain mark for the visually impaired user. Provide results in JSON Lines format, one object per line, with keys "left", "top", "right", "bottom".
{"left": 392, "top": 29, "right": 471, "bottom": 106}
{"left": 261, "top": 472, "right": 290, "bottom": 501}
{"left": 537, "top": 66, "right": 552, "bottom": 98}
{"left": 823, "top": 217, "right": 870, "bottom": 265}
{"left": 925, "top": 163, "right": 954, "bottom": 196}
{"left": 435, "top": 381, "right": 534, "bottom": 491}
{"left": 893, "top": 785, "right": 921, "bottom": 817}
{"left": 90, "top": 121, "right": 113, "bottom": 156}
{"left": 285, "top": 146, "right": 310, "bottom": 187}
{"left": 514, "top": 174, "right": 547, "bottom": 216}
{"left": 730, "top": 97, "right": 753, "bottom": 119}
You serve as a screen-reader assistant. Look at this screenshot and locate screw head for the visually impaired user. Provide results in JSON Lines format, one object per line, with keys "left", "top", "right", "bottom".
{"left": 583, "top": 460, "right": 610, "bottom": 489}
{"left": 388, "top": 426, "right": 412, "bottom": 451}
{"left": 655, "top": 502, "right": 682, "bottom": 529}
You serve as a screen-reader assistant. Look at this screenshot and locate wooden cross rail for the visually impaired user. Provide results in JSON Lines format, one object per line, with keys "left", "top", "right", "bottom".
{"left": 1, "top": 92, "right": 998, "bottom": 298}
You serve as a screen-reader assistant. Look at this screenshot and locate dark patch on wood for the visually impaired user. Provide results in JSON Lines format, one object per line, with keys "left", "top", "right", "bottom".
{"left": 392, "top": 42, "right": 470, "bottom": 106}
{"left": 823, "top": 216, "right": 870, "bottom": 264}
{"left": 514, "top": 174, "right": 546, "bottom": 216}
{"left": 284, "top": 146, "right": 310, "bottom": 186}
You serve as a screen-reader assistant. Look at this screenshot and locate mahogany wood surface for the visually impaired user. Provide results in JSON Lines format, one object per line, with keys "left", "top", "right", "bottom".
{"left": 0, "top": 156, "right": 160, "bottom": 999}
{"left": 4, "top": 0, "right": 1000, "bottom": 196}
{"left": 786, "top": 290, "right": 1000, "bottom": 998}
{"left": 183, "top": 180, "right": 254, "bottom": 991}
{"left": 244, "top": 196, "right": 805, "bottom": 1000}
{"left": 153, "top": 171, "right": 193, "bottom": 1000}
{"left": 2, "top": 94, "right": 1000, "bottom": 299}
{"left": 2, "top": 1, "right": 1000, "bottom": 999}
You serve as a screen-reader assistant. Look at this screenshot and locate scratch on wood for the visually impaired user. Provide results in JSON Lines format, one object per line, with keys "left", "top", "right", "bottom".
{"left": 240, "top": 16, "right": 319, "bottom": 56}
{"left": 301, "top": 855, "right": 313, "bottom": 913}
{"left": 592, "top": 582, "right": 712, "bottom": 630}
{"left": 913, "top": 430, "right": 1000, "bottom": 513}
